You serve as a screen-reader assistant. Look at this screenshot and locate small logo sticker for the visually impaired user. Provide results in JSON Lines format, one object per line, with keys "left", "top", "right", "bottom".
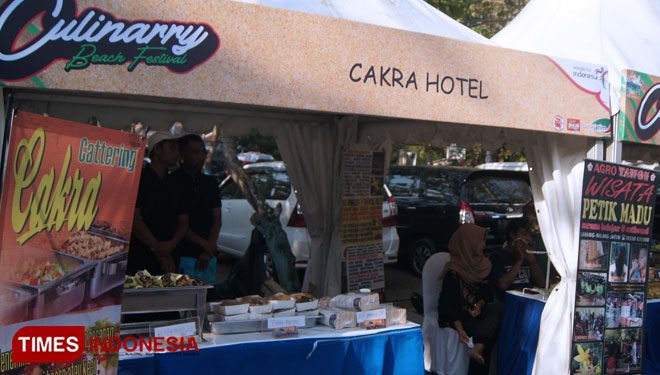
{"left": 553, "top": 116, "right": 565, "bottom": 131}
{"left": 567, "top": 119, "right": 581, "bottom": 131}
{"left": 587, "top": 163, "right": 593, "bottom": 172}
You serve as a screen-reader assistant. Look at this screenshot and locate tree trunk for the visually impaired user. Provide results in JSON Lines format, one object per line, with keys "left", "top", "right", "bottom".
{"left": 219, "top": 131, "right": 301, "bottom": 292}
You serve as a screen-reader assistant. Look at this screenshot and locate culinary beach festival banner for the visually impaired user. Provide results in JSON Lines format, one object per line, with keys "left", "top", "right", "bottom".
{"left": 570, "top": 160, "right": 657, "bottom": 375}
{"left": 0, "top": 0, "right": 610, "bottom": 137}
{"left": 341, "top": 150, "right": 386, "bottom": 293}
{"left": 619, "top": 70, "right": 660, "bottom": 145}
{"left": 0, "top": 111, "right": 144, "bottom": 375}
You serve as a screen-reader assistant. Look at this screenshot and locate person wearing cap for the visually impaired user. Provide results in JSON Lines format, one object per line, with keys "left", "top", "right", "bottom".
{"left": 171, "top": 134, "right": 221, "bottom": 279}
{"left": 128, "top": 131, "right": 189, "bottom": 275}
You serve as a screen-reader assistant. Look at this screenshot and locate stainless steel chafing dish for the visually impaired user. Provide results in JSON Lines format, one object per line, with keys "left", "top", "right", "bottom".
{"left": 64, "top": 250, "right": 128, "bottom": 299}
{"left": 121, "top": 285, "right": 213, "bottom": 315}
{"left": 0, "top": 282, "right": 36, "bottom": 325}
{"left": 2, "top": 247, "right": 93, "bottom": 320}
{"left": 120, "top": 284, "right": 212, "bottom": 336}
{"left": 57, "top": 226, "right": 129, "bottom": 299}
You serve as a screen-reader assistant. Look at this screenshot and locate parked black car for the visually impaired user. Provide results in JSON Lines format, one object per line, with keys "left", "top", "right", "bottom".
{"left": 387, "top": 165, "right": 532, "bottom": 276}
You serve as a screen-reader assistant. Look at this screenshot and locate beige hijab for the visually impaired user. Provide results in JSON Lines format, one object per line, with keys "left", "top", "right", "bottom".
{"left": 442, "top": 224, "right": 492, "bottom": 283}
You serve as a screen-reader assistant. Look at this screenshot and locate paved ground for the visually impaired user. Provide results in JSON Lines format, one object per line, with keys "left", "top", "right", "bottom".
{"left": 215, "top": 254, "right": 424, "bottom": 324}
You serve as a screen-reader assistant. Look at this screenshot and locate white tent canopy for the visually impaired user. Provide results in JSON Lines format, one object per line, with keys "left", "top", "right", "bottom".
{"left": 492, "top": 2, "right": 660, "bottom": 374}
{"left": 492, "top": 0, "right": 660, "bottom": 115}
{"left": 233, "top": 0, "right": 491, "bottom": 44}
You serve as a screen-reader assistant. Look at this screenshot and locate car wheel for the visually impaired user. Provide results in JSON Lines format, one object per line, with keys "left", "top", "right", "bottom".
{"left": 411, "top": 238, "right": 435, "bottom": 277}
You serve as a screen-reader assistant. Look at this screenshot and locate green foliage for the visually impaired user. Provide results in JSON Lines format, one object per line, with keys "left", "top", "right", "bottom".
{"left": 425, "top": 0, "right": 529, "bottom": 38}
{"left": 236, "top": 128, "right": 281, "bottom": 159}
{"left": 391, "top": 141, "right": 445, "bottom": 165}
{"left": 393, "top": 141, "right": 526, "bottom": 167}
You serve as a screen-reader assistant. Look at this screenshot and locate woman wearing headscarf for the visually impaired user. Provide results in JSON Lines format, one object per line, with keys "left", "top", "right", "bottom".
{"left": 437, "top": 224, "right": 503, "bottom": 374}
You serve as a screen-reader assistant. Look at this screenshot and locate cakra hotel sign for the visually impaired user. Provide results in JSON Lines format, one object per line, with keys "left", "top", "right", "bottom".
{"left": 0, "top": 0, "right": 220, "bottom": 81}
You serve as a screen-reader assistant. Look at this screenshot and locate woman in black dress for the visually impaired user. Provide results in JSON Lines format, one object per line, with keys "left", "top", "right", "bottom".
{"left": 438, "top": 224, "right": 504, "bottom": 374}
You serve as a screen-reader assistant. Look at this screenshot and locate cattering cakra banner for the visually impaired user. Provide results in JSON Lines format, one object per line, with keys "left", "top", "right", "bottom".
{"left": 619, "top": 70, "right": 660, "bottom": 145}
{"left": 0, "top": 0, "right": 610, "bottom": 137}
{"left": 0, "top": 111, "right": 144, "bottom": 375}
{"left": 571, "top": 159, "right": 657, "bottom": 375}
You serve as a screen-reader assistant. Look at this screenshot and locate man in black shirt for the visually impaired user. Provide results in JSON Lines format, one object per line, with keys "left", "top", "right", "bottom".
{"left": 172, "top": 134, "right": 221, "bottom": 274}
{"left": 489, "top": 218, "right": 545, "bottom": 302}
{"left": 128, "top": 132, "right": 189, "bottom": 275}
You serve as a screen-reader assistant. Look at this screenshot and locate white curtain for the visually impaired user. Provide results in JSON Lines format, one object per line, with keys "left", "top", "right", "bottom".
{"left": 526, "top": 132, "right": 589, "bottom": 375}
{"left": 275, "top": 117, "right": 358, "bottom": 297}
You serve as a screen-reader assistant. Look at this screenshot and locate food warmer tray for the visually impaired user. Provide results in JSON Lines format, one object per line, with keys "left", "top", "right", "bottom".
{"left": 0, "top": 282, "right": 36, "bottom": 325}
{"left": 65, "top": 250, "right": 128, "bottom": 299}
{"left": 2, "top": 247, "right": 94, "bottom": 319}
{"left": 206, "top": 314, "right": 320, "bottom": 335}
{"left": 121, "top": 285, "right": 213, "bottom": 315}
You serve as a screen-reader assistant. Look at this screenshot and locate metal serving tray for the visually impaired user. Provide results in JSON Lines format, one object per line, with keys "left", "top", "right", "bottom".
{"left": 2, "top": 247, "right": 93, "bottom": 319}
{"left": 57, "top": 228, "right": 129, "bottom": 300}
{"left": 206, "top": 314, "right": 320, "bottom": 335}
{"left": 65, "top": 250, "right": 128, "bottom": 299}
{"left": 0, "top": 282, "right": 36, "bottom": 325}
{"left": 121, "top": 285, "right": 213, "bottom": 315}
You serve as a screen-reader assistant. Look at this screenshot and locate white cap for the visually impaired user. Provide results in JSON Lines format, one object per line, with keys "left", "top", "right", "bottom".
{"left": 147, "top": 131, "right": 177, "bottom": 152}
{"left": 359, "top": 288, "right": 371, "bottom": 294}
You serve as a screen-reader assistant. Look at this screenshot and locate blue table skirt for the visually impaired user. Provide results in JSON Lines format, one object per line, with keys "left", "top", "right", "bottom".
{"left": 119, "top": 326, "right": 424, "bottom": 375}
{"left": 497, "top": 292, "right": 545, "bottom": 375}
{"left": 496, "top": 293, "right": 660, "bottom": 375}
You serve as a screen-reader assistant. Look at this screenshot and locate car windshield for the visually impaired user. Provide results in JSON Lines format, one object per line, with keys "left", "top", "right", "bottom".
{"left": 221, "top": 167, "right": 291, "bottom": 200}
{"left": 464, "top": 175, "right": 531, "bottom": 204}
{"left": 387, "top": 173, "right": 420, "bottom": 197}
{"left": 247, "top": 169, "right": 291, "bottom": 200}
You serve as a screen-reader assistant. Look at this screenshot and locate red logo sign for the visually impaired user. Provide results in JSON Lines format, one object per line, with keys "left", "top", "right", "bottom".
{"left": 553, "top": 115, "right": 565, "bottom": 131}
{"left": 567, "top": 118, "right": 581, "bottom": 131}
{"left": 12, "top": 326, "right": 85, "bottom": 363}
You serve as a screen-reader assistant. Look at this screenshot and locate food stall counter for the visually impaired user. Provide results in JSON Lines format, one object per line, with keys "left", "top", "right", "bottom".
{"left": 118, "top": 322, "right": 423, "bottom": 375}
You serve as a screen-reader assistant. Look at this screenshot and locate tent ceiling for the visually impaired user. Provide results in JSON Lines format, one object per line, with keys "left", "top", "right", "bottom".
{"left": 8, "top": 87, "right": 534, "bottom": 152}
{"left": 8, "top": 88, "right": 331, "bottom": 135}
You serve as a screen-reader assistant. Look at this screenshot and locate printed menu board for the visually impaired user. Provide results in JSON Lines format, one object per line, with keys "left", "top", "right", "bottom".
{"left": 341, "top": 150, "right": 385, "bottom": 292}
{"left": 571, "top": 159, "right": 657, "bottom": 375}
{"left": 0, "top": 111, "right": 144, "bottom": 374}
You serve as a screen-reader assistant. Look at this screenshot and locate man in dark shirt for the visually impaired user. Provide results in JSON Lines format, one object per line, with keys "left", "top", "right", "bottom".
{"left": 489, "top": 218, "right": 545, "bottom": 302}
{"left": 172, "top": 134, "right": 221, "bottom": 273}
{"left": 128, "top": 132, "right": 189, "bottom": 275}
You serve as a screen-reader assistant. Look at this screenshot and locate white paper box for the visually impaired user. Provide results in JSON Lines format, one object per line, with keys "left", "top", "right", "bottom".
{"left": 248, "top": 303, "right": 273, "bottom": 314}
{"left": 295, "top": 309, "right": 320, "bottom": 316}
{"left": 269, "top": 298, "right": 295, "bottom": 310}
{"left": 248, "top": 312, "right": 273, "bottom": 320}
{"left": 218, "top": 313, "right": 250, "bottom": 321}
{"left": 210, "top": 301, "right": 250, "bottom": 315}
{"left": 295, "top": 299, "right": 319, "bottom": 312}
{"left": 272, "top": 308, "right": 296, "bottom": 317}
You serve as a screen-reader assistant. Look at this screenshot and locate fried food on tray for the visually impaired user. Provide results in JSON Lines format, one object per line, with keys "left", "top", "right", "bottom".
{"left": 237, "top": 295, "right": 269, "bottom": 306}
{"left": 290, "top": 293, "right": 316, "bottom": 303}
{"left": 267, "top": 293, "right": 294, "bottom": 301}
{"left": 123, "top": 270, "right": 207, "bottom": 289}
{"left": 60, "top": 229, "right": 125, "bottom": 260}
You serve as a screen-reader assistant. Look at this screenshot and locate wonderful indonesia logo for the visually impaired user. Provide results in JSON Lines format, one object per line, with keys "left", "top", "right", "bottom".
{"left": 0, "top": 0, "right": 220, "bottom": 81}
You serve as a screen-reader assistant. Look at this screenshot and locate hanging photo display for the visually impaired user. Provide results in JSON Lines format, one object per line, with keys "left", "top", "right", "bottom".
{"left": 341, "top": 150, "right": 386, "bottom": 292}
{"left": 571, "top": 159, "right": 657, "bottom": 375}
